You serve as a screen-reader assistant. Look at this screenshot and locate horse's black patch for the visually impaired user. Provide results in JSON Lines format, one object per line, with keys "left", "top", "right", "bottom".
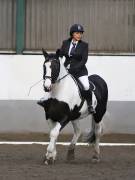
{"left": 42, "top": 98, "right": 70, "bottom": 130}
{"left": 70, "top": 105, "right": 81, "bottom": 120}
{"left": 42, "top": 98, "right": 70, "bottom": 121}
{"left": 43, "top": 53, "right": 60, "bottom": 84}
{"left": 51, "top": 60, "right": 60, "bottom": 83}
{"left": 41, "top": 98, "right": 82, "bottom": 129}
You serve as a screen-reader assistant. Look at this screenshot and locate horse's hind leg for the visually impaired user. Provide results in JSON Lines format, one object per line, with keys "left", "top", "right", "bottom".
{"left": 67, "top": 120, "right": 81, "bottom": 161}
{"left": 92, "top": 113, "right": 104, "bottom": 163}
{"left": 92, "top": 121, "right": 103, "bottom": 162}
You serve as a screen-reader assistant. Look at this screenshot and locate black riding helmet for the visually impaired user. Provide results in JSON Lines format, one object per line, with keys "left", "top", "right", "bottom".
{"left": 70, "top": 24, "right": 84, "bottom": 36}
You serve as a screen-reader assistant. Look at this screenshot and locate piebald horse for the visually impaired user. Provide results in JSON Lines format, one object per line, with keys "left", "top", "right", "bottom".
{"left": 39, "top": 49, "right": 108, "bottom": 165}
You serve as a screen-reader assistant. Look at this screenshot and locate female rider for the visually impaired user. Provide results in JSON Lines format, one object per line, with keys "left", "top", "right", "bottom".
{"left": 59, "top": 24, "right": 94, "bottom": 113}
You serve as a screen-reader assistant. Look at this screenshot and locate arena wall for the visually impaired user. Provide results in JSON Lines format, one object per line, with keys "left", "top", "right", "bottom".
{"left": 0, "top": 55, "right": 135, "bottom": 134}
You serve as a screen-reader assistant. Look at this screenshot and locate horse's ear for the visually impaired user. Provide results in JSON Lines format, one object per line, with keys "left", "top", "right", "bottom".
{"left": 56, "top": 49, "right": 60, "bottom": 59}
{"left": 42, "top": 48, "right": 49, "bottom": 60}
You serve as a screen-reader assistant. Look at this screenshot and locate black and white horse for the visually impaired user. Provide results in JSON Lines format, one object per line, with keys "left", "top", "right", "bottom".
{"left": 40, "top": 49, "right": 108, "bottom": 165}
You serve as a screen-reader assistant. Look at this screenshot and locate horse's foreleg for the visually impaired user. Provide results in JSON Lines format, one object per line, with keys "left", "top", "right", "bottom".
{"left": 92, "top": 122, "right": 103, "bottom": 163}
{"left": 47, "top": 119, "right": 56, "bottom": 129}
{"left": 67, "top": 120, "right": 81, "bottom": 161}
{"left": 45, "top": 121, "right": 61, "bottom": 165}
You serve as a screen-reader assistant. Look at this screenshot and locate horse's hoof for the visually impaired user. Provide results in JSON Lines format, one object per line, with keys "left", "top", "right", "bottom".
{"left": 43, "top": 156, "right": 49, "bottom": 165}
{"left": 92, "top": 155, "right": 100, "bottom": 163}
{"left": 43, "top": 157, "right": 55, "bottom": 165}
{"left": 67, "top": 149, "right": 75, "bottom": 161}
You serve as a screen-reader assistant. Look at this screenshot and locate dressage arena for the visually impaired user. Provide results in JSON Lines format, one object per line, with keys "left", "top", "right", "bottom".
{"left": 0, "top": 1, "right": 135, "bottom": 179}
{"left": 0, "top": 133, "right": 135, "bottom": 180}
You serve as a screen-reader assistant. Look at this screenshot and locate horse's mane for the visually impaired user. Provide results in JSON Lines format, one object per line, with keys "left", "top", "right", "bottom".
{"left": 48, "top": 53, "right": 58, "bottom": 59}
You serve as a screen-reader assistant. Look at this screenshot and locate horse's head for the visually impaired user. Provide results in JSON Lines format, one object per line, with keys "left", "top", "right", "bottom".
{"left": 42, "top": 48, "right": 60, "bottom": 92}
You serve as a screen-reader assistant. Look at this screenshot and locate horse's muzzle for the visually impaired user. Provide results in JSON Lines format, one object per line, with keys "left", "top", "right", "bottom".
{"left": 43, "top": 78, "right": 52, "bottom": 92}
{"left": 44, "top": 86, "right": 52, "bottom": 92}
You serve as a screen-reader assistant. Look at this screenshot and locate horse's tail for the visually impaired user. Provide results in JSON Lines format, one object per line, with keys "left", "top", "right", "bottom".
{"left": 89, "top": 74, "right": 108, "bottom": 121}
{"left": 89, "top": 74, "right": 108, "bottom": 104}
{"left": 82, "top": 74, "right": 108, "bottom": 143}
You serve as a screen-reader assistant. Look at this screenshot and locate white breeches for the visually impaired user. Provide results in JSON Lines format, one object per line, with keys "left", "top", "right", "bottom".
{"left": 78, "top": 75, "right": 90, "bottom": 90}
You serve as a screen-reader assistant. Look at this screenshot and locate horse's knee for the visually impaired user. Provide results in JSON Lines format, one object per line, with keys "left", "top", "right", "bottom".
{"left": 50, "top": 122, "right": 61, "bottom": 139}
{"left": 50, "top": 128, "right": 59, "bottom": 140}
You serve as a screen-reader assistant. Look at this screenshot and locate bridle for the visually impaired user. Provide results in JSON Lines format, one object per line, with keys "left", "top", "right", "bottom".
{"left": 43, "top": 59, "right": 69, "bottom": 91}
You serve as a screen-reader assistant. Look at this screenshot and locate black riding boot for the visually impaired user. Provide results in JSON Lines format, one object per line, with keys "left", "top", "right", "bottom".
{"left": 83, "top": 90, "right": 95, "bottom": 114}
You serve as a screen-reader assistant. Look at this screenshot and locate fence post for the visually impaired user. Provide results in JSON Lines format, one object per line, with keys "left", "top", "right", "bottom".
{"left": 16, "top": 0, "right": 25, "bottom": 54}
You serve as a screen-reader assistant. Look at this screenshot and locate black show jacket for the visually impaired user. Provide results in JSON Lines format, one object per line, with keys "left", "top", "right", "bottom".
{"left": 60, "top": 38, "right": 89, "bottom": 78}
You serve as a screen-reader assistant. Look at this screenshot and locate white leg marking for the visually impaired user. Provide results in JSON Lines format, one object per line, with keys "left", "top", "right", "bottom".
{"left": 92, "top": 122, "right": 102, "bottom": 162}
{"left": 46, "top": 122, "right": 61, "bottom": 163}
{"left": 95, "top": 123, "right": 102, "bottom": 154}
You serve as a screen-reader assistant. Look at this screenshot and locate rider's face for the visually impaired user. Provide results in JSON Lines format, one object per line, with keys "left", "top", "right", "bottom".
{"left": 72, "top": 32, "right": 83, "bottom": 41}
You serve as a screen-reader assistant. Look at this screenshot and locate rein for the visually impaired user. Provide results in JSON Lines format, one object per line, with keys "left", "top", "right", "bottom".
{"left": 56, "top": 73, "right": 69, "bottom": 83}
{"left": 44, "top": 73, "right": 69, "bottom": 84}
{"left": 28, "top": 78, "right": 43, "bottom": 96}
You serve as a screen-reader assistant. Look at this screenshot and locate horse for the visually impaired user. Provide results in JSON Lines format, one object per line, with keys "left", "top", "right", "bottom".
{"left": 39, "top": 49, "right": 108, "bottom": 165}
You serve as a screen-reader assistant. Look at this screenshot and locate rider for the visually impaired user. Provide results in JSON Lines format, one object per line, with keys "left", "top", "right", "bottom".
{"left": 59, "top": 24, "right": 94, "bottom": 113}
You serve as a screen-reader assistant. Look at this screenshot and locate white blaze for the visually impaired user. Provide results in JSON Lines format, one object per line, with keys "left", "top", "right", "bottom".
{"left": 44, "top": 62, "right": 52, "bottom": 89}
